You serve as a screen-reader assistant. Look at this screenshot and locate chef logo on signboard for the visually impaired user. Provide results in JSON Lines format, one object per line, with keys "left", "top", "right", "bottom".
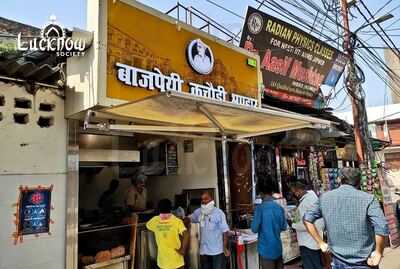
{"left": 30, "top": 192, "right": 43, "bottom": 204}
{"left": 17, "top": 15, "right": 86, "bottom": 57}
{"left": 187, "top": 39, "right": 214, "bottom": 75}
{"left": 247, "top": 12, "right": 263, "bottom": 34}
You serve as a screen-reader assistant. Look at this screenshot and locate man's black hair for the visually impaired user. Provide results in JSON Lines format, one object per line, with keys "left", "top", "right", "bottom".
{"left": 201, "top": 190, "right": 214, "bottom": 199}
{"left": 158, "top": 198, "right": 172, "bottom": 214}
{"left": 289, "top": 182, "right": 306, "bottom": 191}
{"left": 259, "top": 183, "right": 274, "bottom": 195}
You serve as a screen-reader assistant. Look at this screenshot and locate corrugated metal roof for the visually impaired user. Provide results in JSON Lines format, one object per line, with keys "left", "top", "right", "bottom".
{"left": 0, "top": 16, "right": 63, "bottom": 86}
{"left": 263, "top": 95, "right": 353, "bottom": 134}
{"left": 0, "top": 51, "right": 62, "bottom": 85}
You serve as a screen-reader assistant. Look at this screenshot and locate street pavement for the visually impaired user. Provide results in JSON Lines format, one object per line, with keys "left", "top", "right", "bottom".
{"left": 283, "top": 247, "right": 400, "bottom": 269}
{"left": 381, "top": 247, "right": 400, "bottom": 269}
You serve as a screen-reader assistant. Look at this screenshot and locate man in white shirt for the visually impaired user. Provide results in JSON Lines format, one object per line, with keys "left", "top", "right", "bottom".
{"left": 190, "top": 191, "right": 230, "bottom": 269}
{"left": 290, "top": 182, "right": 325, "bottom": 269}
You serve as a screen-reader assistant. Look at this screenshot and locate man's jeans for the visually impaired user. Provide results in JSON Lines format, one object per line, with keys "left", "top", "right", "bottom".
{"left": 332, "top": 256, "right": 378, "bottom": 269}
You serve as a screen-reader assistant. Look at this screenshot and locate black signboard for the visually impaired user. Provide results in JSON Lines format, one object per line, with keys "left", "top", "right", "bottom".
{"left": 240, "top": 7, "right": 348, "bottom": 107}
{"left": 18, "top": 186, "right": 52, "bottom": 235}
{"left": 166, "top": 142, "right": 178, "bottom": 175}
{"left": 184, "top": 140, "right": 194, "bottom": 153}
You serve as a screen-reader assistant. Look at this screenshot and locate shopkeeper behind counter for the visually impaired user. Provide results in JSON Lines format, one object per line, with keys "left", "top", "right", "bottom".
{"left": 125, "top": 174, "right": 148, "bottom": 212}
{"left": 98, "top": 179, "right": 120, "bottom": 213}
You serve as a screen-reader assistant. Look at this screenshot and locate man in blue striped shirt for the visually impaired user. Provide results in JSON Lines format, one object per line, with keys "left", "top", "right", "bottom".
{"left": 304, "top": 168, "right": 389, "bottom": 269}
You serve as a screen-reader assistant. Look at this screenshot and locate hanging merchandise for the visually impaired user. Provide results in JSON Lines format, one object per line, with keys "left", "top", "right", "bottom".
{"left": 319, "top": 169, "right": 330, "bottom": 193}
{"left": 320, "top": 168, "right": 341, "bottom": 192}
{"left": 318, "top": 152, "right": 325, "bottom": 168}
{"left": 361, "top": 166, "right": 370, "bottom": 194}
{"left": 371, "top": 161, "right": 383, "bottom": 202}
{"left": 329, "top": 168, "right": 341, "bottom": 190}
{"left": 361, "top": 162, "right": 383, "bottom": 201}
{"left": 281, "top": 155, "right": 295, "bottom": 177}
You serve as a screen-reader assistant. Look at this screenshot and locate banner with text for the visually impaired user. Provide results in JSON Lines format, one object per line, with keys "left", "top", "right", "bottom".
{"left": 107, "top": 0, "right": 259, "bottom": 104}
{"left": 240, "top": 6, "right": 348, "bottom": 107}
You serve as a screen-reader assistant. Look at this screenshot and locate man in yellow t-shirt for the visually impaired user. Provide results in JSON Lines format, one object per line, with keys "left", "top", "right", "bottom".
{"left": 146, "top": 199, "right": 189, "bottom": 269}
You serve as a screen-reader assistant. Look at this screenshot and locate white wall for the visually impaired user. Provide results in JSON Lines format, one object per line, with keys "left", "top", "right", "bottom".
{"left": 0, "top": 82, "right": 66, "bottom": 174}
{"left": 0, "top": 82, "right": 67, "bottom": 269}
{"left": 147, "top": 138, "right": 219, "bottom": 206}
{"left": 0, "top": 174, "right": 66, "bottom": 269}
{"left": 66, "top": 0, "right": 118, "bottom": 117}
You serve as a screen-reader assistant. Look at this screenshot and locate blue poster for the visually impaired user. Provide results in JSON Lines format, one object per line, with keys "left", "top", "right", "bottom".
{"left": 18, "top": 188, "right": 52, "bottom": 235}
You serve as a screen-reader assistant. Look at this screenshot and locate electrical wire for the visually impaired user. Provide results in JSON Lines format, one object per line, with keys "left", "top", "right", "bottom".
{"left": 286, "top": 0, "right": 343, "bottom": 39}
{"left": 384, "top": 3, "right": 400, "bottom": 17}
{"left": 384, "top": 17, "right": 400, "bottom": 31}
{"left": 256, "top": 0, "right": 341, "bottom": 46}
{"left": 247, "top": 0, "right": 400, "bottom": 109}
{"left": 355, "top": 48, "right": 400, "bottom": 100}
{"left": 356, "top": 38, "right": 400, "bottom": 92}
{"left": 326, "top": 85, "right": 346, "bottom": 107}
{"left": 333, "top": 95, "right": 351, "bottom": 112}
{"left": 360, "top": 27, "right": 400, "bottom": 33}
{"left": 352, "top": 2, "right": 400, "bottom": 101}
{"left": 367, "top": 0, "right": 393, "bottom": 23}
{"left": 266, "top": 0, "right": 400, "bottom": 113}
{"left": 357, "top": 0, "right": 400, "bottom": 57}
{"left": 332, "top": 93, "right": 349, "bottom": 110}
{"left": 359, "top": 34, "right": 400, "bottom": 37}
{"left": 166, "top": 0, "right": 398, "bottom": 111}
{"left": 264, "top": 0, "right": 350, "bottom": 107}
{"left": 296, "top": 0, "right": 351, "bottom": 47}
{"left": 204, "top": 0, "right": 244, "bottom": 19}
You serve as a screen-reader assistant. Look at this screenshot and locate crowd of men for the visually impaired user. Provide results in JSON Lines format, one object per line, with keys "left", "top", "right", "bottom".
{"left": 145, "top": 167, "right": 388, "bottom": 269}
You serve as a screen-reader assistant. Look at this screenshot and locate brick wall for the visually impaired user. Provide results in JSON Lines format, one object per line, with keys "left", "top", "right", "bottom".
{"left": 376, "top": 120, "right": 400, "bottom": 146}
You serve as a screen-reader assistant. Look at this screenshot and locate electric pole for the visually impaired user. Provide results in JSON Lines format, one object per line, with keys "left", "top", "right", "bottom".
{"left": 340, "top": 0, "right": 375, "bottom": 164}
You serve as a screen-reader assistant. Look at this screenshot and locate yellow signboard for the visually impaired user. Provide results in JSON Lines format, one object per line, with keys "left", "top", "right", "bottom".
{"left": 107, "top": 0, "right": 259, "bottom": 103}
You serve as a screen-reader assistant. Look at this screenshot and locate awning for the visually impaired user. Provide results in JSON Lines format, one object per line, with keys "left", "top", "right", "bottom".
{"left": 91, "top": 91, "right": 331, "bottom": 140}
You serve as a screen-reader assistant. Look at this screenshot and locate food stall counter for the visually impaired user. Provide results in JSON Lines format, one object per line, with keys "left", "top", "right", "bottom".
{"left": 231, "top": 229, "right": 300, "bottom": 269}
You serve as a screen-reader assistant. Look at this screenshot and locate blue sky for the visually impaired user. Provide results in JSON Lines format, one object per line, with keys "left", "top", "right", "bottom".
{"left": 2, "top": 0, "right": 399, "bottom": 111}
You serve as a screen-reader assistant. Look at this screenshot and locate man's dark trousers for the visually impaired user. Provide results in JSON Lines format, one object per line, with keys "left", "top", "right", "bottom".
{"left": 299, "top": 246, "right": 323, "bottom": 269}
{"left": 200, "top": 254, "right": 225, "bottom": 269}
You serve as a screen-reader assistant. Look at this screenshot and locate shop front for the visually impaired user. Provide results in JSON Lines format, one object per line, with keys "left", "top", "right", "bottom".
{"left": 227, "top": 125, "right": 359, "bottom": 266}
{"left": 65, "top": 1, "right": 331, "bottom": 269}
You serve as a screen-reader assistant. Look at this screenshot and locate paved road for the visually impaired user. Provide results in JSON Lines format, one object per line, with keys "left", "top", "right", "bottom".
{"left": 283, "top": 247, "right": 400, "bottom": 269}
{"left": 381, "top": 247, "right": 400, "bottom": 269}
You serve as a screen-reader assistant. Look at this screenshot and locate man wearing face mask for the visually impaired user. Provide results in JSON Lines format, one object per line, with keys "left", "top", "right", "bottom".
{"left": 190, "top": 191, "right": 230, "bottom": 269}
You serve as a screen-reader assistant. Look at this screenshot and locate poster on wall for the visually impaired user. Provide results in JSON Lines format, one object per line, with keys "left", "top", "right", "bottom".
{"left": 13, "top": 185, "right": 54, "bottom": 244}
{"left": 240, "top": 6, "right": 348, "bottom": 107}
